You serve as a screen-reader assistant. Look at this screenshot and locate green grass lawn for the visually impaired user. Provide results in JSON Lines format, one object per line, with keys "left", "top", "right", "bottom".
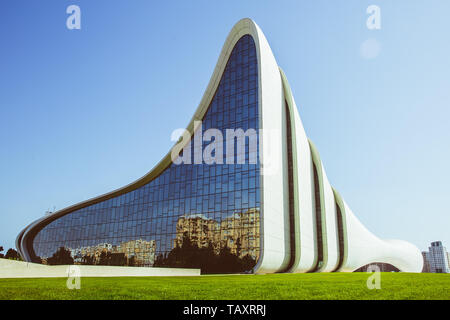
{"left": 0, "top": 273, "right": 448, "bottom": 300}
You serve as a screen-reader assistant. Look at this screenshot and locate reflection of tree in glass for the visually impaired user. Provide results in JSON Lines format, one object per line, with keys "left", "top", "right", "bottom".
{"left": 47, "top": 247, "right": 74, "bottom": 265}
{"left": 82, "top": 251, "right": 135, "bottom": 266}
{"left": 81, "top": 254, "right": 95, "bottom": 265}
{"left": 154, "top": 232, "right": 256, "bottom": 274}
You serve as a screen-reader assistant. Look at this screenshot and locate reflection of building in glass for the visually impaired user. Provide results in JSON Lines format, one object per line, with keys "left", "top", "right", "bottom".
{"left": 17, "top": 19, "right": 423, "bottom": 274}
{"left": 173, "top": 208, "right": 260, "bottom": 260}
{"left": 70, "top": 239, "right": 156, "bottom": 266}
{"left": 117, "top": 239, "right": 156, "bottom": 267}
{"left": 174, "top": 214, "right": 220, "bottom": 250}
{"left": 71, "top": 243, "right": 111, "bottom": 264}
{"left": 219, "top": 208, "right": 260, "bottom": 259}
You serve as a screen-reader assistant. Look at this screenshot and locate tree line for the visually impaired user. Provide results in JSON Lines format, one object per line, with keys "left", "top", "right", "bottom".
{"left": 43, "top": 247, "right": 138, "bottom": 266}
{"left": 0, "top": 246, "right": 21, "bottom": 260}
{"left": 34, "top": 232, "right": 257, "bottom": 274}
{"left": 154, "top": 232, "right": 257, "bottom": 274}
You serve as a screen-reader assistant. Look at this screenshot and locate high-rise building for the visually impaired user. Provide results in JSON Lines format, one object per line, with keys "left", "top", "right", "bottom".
{"left": 425, "top": 241, "right": 449, "bottom": 273}
{"left": 422, "top": 252, "right": 430, "bottom": 273}
{"left": 16, "top": 19, "right": 423, "bottom": 273}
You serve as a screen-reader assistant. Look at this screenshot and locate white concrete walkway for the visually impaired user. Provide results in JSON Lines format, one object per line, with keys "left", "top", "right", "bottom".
{"left": 0, "top": 258, "right": 200, "bottom": 278}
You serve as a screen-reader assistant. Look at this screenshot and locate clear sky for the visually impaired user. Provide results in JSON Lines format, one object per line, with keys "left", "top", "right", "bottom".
{"left": 1, "top": 0, "right": 449, "bottom": 253}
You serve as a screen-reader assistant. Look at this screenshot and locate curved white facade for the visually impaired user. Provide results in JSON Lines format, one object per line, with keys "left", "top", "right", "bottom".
{"left": 17, "top": 18, "right": 423, "bottom": 273}
{"left": 252, "top": 18, "right": 422, "bottom": 273}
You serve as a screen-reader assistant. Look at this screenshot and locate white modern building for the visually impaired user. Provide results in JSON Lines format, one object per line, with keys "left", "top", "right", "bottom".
{"left": 17, "top": 19, "right": 423, "bottom": 274}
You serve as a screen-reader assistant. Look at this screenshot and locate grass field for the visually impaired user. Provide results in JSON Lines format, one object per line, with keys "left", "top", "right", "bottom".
{"left": 0, "top": 272, "right": 449, "bottom": 300}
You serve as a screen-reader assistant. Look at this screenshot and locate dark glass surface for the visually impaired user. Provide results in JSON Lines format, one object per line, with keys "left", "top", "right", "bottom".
{"left": 354, "top": 263, "right": 400, "bottom": 272}
{"left": 335, "top": 202, "right": 345, "bottom": 270}
{"left": 285, "top": 101, "right": 296, "bottom": 272}
{"left": 313, "top": 163, "right": 324, "bottom": 270}
{"left": 32, "top": 35, "right": 260, "bottom": 273}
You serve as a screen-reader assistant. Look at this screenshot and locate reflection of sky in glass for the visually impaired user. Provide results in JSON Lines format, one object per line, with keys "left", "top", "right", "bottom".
{"left": 33, "top": 34, "right": 260, "bottom": 261}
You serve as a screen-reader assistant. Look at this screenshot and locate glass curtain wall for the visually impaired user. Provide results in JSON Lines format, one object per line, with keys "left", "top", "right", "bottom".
{"left": 31, "top": 35, "right": 260, "bottom": 273}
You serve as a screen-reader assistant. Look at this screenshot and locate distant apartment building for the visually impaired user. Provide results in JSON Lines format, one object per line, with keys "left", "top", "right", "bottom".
{"left": 423, "top": 241, "right": 449, "bottom": 273}
{"left": 422, "top": 251, "right": 430, "bottom": 273}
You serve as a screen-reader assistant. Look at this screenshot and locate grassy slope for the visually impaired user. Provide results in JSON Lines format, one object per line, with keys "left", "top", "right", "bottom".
{"left": 0, "top": 273, "right": 449, "bottom": 300}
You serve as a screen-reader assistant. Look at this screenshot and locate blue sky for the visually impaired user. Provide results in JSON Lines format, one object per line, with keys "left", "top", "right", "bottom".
{"left": 1, "top": 0, "right": 449, "bottom": 252}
